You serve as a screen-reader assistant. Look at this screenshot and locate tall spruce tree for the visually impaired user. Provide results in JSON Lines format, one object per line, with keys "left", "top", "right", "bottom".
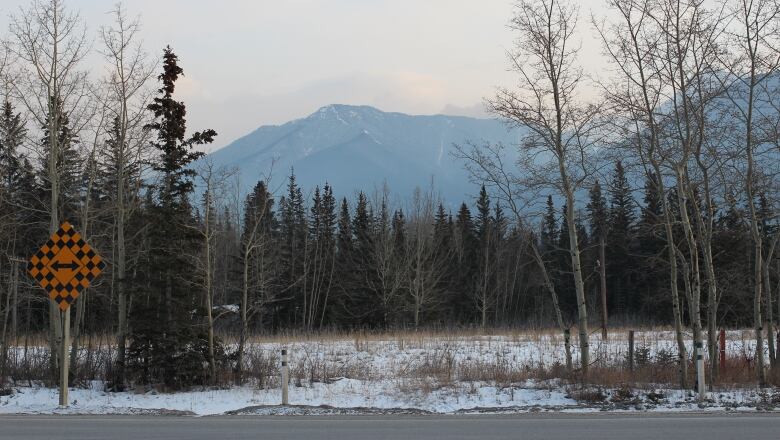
{"left": 587, "top": 180, "right": 609, "bottom": 336}
{"left": 636, "top": 172, "right": 666, "bottom": 317}
{"left": 453, "top": 203, "right": 477, "bottom": 322}
{"left": 606, "top": 161, "right": 636, "bottom": 315}
{"left": 541, "top": 195, "right": 558, "bottom": 254}
{"left": 333, "top": 198, "right": 353, "bottom": 325}
{"left": 39, "top": 96, "right": 81, "bottom": 225}
{"left": 128, "top": 46, "right": 216, "bottom": 388}
{"left": 0, "top": 101, "right": 29, "bottom": 241}
{"left": 475, "top": 186, "right": 493, "bottom": 326}
{"left": 303, "top": 184, "right": 336, "bottom": 329}
{"left": 350, "top": 191, "right": 378, "bottom": 325}
{"left": 556, "top": 205, "right": 575, "bottom": 314}
{"left": 0, "top": 101, "right": 26, "bottom": 191}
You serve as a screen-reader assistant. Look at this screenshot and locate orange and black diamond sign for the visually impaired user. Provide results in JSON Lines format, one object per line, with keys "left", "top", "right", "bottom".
{"left": 27, "top": 221, "right": 105, "bottom": 311}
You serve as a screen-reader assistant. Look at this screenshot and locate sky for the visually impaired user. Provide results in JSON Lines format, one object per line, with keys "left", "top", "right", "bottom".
{"left": 0, "top": 0, "right": 611, "bottom": 151}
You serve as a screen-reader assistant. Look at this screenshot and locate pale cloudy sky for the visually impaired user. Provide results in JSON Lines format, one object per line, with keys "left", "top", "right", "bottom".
{"left": 0, "top": 0, "right": 611, "bottom": 150}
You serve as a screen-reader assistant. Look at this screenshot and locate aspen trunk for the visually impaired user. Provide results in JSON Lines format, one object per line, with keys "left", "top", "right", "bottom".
{"left": 753, "top": 244, "right": 765, "bottom": 385}
{"left": 235, "top": 251, "right": 250, "bottom": 384}
{"left": 705, "top": 245, "right": 718, "bottom": 386}
{"left": 599, "top": 236, "right": 608, "bottom": 340}
{"left": 203, "top": 192, "right": 216, "bottom": 384}
{"left": 47, "top": 78, "right": 64, "bottom": 381}
{"left": 115, "top": 165, "right": 128, "bottom": 389}
{"left": 530, "top": 242, "right": 572, "bottom": 373}
{"left": 0, "top": 261, "right": 11, "bottom": 389}
{"left": 764, "top": 237, "right": 777, "bottom": 368}
{"left": 205, "top": 239, "right": 215, "bottom": 384}
{"left": 655, "top": 167, "right": 688, "bottom": 390}
{"left": 10, "top": 260, "right": 18, "bottom": 348}
{"left": 767, "top": 278, "right": 775, "bottom": 369}
{"left": 481, "top": 240, "right": 490, "bottom": 329}
{"left": 675, "top": 168, "right": 704, "bottom": 392}
{"left": 744, "top": 75, "right": 765, "bottom": 386}
{"left": 564, "top": 188, "right": 589, "bottom": 375}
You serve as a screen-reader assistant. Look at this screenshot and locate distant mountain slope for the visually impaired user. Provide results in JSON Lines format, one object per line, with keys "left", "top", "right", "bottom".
{"left": 205, "top": 104, "right": 520, "bottom": 205}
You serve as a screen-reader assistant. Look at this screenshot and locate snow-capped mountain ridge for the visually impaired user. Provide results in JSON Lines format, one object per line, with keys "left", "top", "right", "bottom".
{"left": 206, "top": 104, "right": 521, "bottom": 204}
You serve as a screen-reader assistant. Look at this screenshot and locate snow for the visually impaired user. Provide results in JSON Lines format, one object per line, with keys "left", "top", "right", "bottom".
{"left": 1, "top": 330, "right": 776, "bottom": 415}
{"left": 213, "top": 304, "right": 239, "bottom": 314}
{"left": 2, "top": 380, "right": 773, "bottom": 416}
{"left": 0, "top": 379, "right": 573, "bottom": 416}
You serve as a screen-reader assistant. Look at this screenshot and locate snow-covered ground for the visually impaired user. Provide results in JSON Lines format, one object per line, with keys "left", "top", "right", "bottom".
{"left": 1, "top": 329, "right": 776, "bottom": 415}
{"left": 2, "top": 379, "right": 775, "bottom": 416}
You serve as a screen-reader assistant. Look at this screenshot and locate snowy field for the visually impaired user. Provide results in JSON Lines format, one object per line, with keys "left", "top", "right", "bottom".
{"left": 1, "top": 329, "right": 777, "bottom": 415}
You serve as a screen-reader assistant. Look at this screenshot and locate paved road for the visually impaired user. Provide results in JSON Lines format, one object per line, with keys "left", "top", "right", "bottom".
{"left": 0, "top": 413, "right": 777, "bottom": 440}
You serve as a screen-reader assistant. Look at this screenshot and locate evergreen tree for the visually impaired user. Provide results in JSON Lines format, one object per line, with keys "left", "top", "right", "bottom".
{"left": 243, "top": 181, "right": 274, "bottom": 240}
{"left": 39, "top": 96, "right": 81, "bottom": 224}
{"left": 0, "top": 101, "right": 26, "bottom": 192}
{"left": 0, "top": 101, "right": 30, "bottom": 242}
{"left": 453, "top": 203, "right": 477, "bottom": 321}
{"left": 433, "top": 203, "right": 451, "bottom": 250}
{"left": 636, "top": 172, "right": 666, "bottom": 316}
{"left": 541, "top": 195, "right": 558, "bottom": 253}
{"left": 278, "top": 171, "right": 306, "bottom": 326}
{"left": 556, "top": 204, "right": 575, "bottom": 314}
{"left": 712, "top": 201, "right": 751, "bottom": 325}
{"left": 128, "top": 46, "right": 216, "bottom": 388}
{"left": 475, "top": 186, "right": 493, "bottom": 326}
{"left": 432, "top": 203, "right": 453, "bottom": 316}
{"left": 587, "top": 180, "right": 608, "bottom": 330}
{"left": 493, "top": 202, "right": 507, "bottom": 240}
{"left": 587, "top": 180, "right": 608, "bottom": 242}
{"left": 321, "top": 184, "right": 337, "bottom": 244}
{"left": 303, "top": 184, "right": 337, "bottom": 329}
{"left": 606, "top": 161, "right": 636, "bottom": 315}
{"left": 350, "top": 191, "right": 379, "bottom": 325}
{"left": 332, "top": 198, "right": 354, "bottom": 325}
{"left": 392, "top": 209, "right": 406, "bottom": 258}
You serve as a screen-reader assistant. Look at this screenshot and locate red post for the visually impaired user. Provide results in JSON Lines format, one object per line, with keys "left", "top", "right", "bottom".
{"left": 719, "top": 329, "right": 726, "bottom": 371}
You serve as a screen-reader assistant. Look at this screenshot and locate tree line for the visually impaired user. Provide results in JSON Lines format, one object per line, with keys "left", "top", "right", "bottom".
{"left": 0, "top": 0, "right": 778, "bottom": 391}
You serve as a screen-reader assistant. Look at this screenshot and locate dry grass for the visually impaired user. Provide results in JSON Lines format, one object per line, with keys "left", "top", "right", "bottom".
{"left": 3, "top": 326, "right": 778, "bottom": 394}
{"left": 234, "top": 325, "right": 683, "bottom": 346}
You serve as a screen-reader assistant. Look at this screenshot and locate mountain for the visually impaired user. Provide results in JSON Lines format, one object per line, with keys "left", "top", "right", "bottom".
{"left": 205, "top": 104, "right": 520, "bottom": 205}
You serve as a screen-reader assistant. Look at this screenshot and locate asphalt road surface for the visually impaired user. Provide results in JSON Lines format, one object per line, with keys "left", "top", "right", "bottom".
{"left": 0, "top": 413, "right": 777, "bottom": 440}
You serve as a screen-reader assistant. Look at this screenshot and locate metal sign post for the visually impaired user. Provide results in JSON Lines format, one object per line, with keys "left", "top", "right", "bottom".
{"left": 27, "top": 221, "right": 105, "bottom": 408}
{"left": 60, "top": 309, "right": 70, "bottom": 406}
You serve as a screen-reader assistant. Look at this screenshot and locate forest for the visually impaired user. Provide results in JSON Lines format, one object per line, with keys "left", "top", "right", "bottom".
{"left": 0, "top": 0, "right": 779, "bottom": 392}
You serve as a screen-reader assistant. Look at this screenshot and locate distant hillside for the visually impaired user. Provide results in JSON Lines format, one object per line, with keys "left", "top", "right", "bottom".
{"left": 205, "top": 104, "right": 520, "bottom": 205}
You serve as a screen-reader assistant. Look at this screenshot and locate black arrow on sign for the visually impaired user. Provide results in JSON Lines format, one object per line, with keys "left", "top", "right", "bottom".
{"left": 52, "top": 261, "right": 80, "bottom": 271}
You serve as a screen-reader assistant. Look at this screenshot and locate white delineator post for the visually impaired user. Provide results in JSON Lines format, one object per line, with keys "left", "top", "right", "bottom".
{"left": 281, "top": 348, "right": 289, "bottom": 405}
{"left": 695, "top": 341, "right": 705, "bottom": 401}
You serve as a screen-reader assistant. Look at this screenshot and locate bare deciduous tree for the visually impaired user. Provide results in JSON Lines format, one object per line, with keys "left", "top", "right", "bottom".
{"left": 717, "top": 0, "right": 780, "bottom": 385}
{"left": 98, "top": 2, "right": 155, "bottom": 388}
{"left": 453, "top": 141, "right": 574, "bottom": 372}
{"left": 7, "top": 0, "right": 90, "bottom": 381}
{"left": 489, "top": 0, "right": 601, "bottom": 375}
{"left": 406, "top": 187, "right": 448, "bottom": 328}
